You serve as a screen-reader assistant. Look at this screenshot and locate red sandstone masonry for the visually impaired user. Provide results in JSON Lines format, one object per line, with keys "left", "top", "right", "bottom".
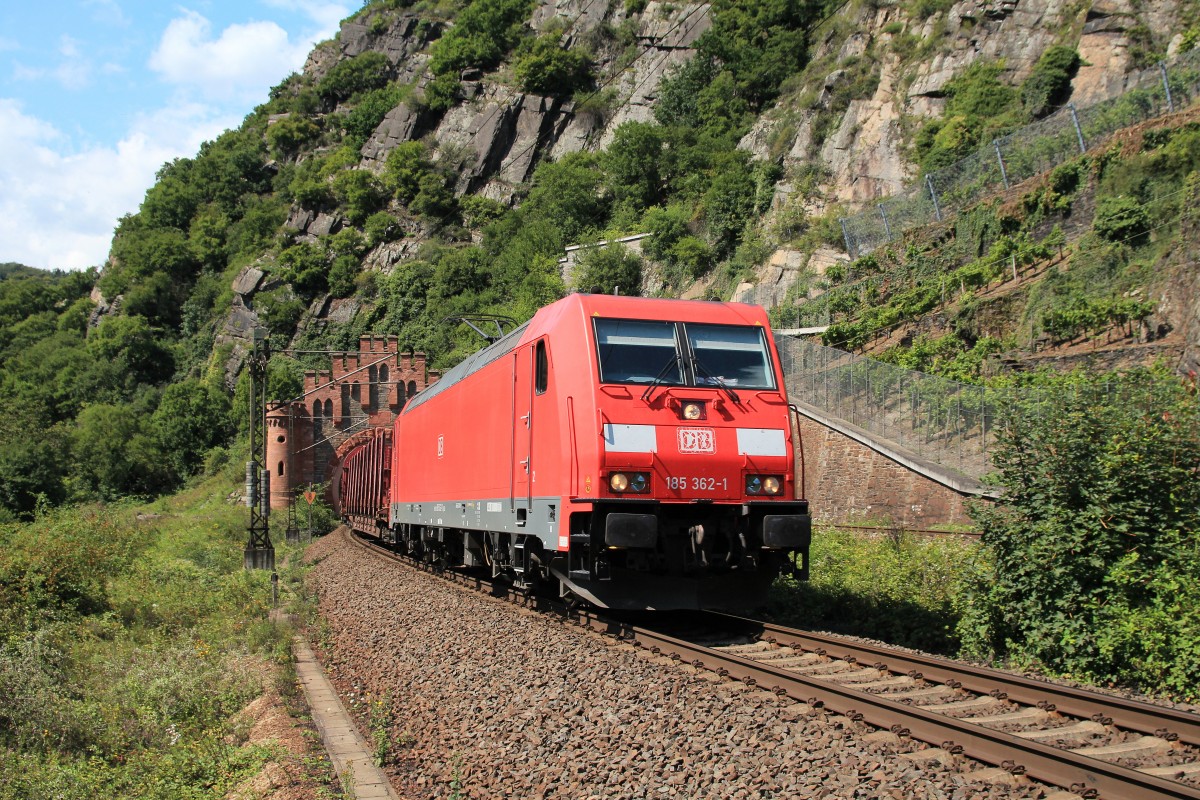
{"left": 794, "top": 415, "right": 978, "bottom": 530}
{"left": 266, "top": 335, "right": 439, "bottom": 509}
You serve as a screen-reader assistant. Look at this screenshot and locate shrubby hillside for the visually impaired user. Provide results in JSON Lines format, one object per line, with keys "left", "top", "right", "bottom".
{"left": 1, "top": 0, "right": 1199, "bottom": 519}
{"left": 0, "top": 2, "right": 1198, "bottom": 771}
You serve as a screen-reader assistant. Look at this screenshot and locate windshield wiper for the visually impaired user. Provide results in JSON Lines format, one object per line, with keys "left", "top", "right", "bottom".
{"left": 692, "top": 358, "right": 741, "bottom": 404}
{"left": 641, "top": 354, "right": 682, "bottom": 403}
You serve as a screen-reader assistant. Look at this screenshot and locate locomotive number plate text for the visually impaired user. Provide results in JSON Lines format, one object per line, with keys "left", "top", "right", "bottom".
{"left": 666, "top": 476, "right": 728, "bottom": 491}
{"left": 677, "top": 427, "right": 716, "bottom": 454}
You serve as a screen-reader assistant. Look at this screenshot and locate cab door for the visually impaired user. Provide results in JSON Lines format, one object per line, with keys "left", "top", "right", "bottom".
{"left": 511, "top": 343, "right": 535, "bottom": 516}
{"left": 511, "top": 339, "right": 548, "bottom": 520}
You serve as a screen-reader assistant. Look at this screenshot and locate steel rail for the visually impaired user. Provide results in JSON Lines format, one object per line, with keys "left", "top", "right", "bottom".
{"left": 581, "top": 613, "right": 1200, "bottom": 800}
{"left": 714, "top": 613, "right": 1200, "bottom": 748}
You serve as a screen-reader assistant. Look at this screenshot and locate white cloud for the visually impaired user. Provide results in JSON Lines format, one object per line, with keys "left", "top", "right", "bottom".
{"left": 0, "top": 98, "right": 235, "bottom": 270}
{"left": 83, "top": 0, "right": 131, "bottom": 26}
{"left": 149, "top": 10, "right": 313, "bottom": 102}
{"left": 11, "top": 35, "right": 96, "bottom": 90}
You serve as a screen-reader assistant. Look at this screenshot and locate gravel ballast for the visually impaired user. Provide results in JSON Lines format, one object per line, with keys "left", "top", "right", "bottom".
{"left": 305, "top": 532, "right": 1054, "bottom": 799}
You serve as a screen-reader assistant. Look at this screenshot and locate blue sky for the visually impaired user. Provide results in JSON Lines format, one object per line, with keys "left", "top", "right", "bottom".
{"left": 0, "top": 0, "right": 355, "bottom": 270}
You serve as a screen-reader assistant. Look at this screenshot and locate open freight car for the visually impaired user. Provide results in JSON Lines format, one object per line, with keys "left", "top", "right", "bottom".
{"left": 339, "top": 429, "right": 392, "bottom": 537}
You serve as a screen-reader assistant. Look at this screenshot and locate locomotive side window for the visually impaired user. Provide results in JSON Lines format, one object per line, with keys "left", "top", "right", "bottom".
{"left": 535, "top": 340, "right": 548, "bottom": 394}
{"left": 595, "top": 319, "right": 682, "bottom": 384}
{"left": 685, "top": 324, "right": 776, "bottom": 389}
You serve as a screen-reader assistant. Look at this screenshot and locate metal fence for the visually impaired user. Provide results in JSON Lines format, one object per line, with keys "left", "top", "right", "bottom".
{"left": 840, "top": 47, "right": 1200, "bottom": 259}
{"left": 777, "top": 336, "right": 999, "bottom": 481}
{"left": 776, "top": 336, "right": 1194, "bottom": 486}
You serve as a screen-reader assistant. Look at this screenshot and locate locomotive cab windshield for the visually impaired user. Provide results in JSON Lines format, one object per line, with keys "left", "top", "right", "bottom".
{"left": 594, "top": 319, "right": 777, "bottom": 390}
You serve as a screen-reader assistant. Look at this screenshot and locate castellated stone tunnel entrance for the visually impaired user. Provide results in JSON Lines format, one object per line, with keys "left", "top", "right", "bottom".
{"left": 265, "top": 335, "right": 439, "bottom": 510}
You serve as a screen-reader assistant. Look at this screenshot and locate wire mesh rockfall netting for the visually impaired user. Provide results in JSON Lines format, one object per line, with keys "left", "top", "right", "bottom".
{"left": 839, "top": 47, "right": 1200, "bottom": 259}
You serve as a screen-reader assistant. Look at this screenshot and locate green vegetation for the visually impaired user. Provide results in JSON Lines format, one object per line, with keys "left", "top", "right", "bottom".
{"left": 769, "top": 528, "right": 980, "bottom": 654}
{"left": 959, "top": 369, "right": 1200, "bottom": 699}
{"left": 914, "top": 48, "right": 1081, "bottom": 174}
{"left": 793, "top": 119, "right": 1200, "bottom": 379}
{"left": 2, "top": 0, "right": 1197, "bottom": 740}
{"left": 0, "top": 480, "right": 329, "bottom": 798}
{"left": 427, "top": 0, "right": 535, "bottom": 77}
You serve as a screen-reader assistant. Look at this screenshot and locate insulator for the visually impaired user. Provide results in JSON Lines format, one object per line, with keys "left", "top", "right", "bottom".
{"left": 260, "top": 468, "right": 271, "bottom": 518}
{"left": 245, "top": 462, "right": 257, "bottom": 507}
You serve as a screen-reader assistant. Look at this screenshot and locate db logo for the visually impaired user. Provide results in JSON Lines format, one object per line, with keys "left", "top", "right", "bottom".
{"left": 677, "top": 428, "right": 715, "bottom": 454}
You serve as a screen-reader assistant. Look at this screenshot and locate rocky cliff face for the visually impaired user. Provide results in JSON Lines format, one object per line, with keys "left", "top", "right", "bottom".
{"left": 253, "top": 0, "right": 1200, "bottom": 374}
{"left": 290, "top": 0, "right": 1196, "bottom": 245}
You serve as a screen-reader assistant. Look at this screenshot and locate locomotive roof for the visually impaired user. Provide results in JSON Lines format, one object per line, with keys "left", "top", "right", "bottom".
{"left": 401, "top": 294, "right": 770, "bottom": 414}
{"left": 402, "top": 319, "right": 530, "bottom": 413}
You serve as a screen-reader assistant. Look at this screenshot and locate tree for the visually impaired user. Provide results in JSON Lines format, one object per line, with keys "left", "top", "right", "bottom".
{"left": 151, "top": 380, "right": 233, "bottom": 479}
{"left": 521, "top": 152, "right": 609, "bottom": 244}
{"left": 573, "top": 244, "right": 643, "bottom": 295}
{"left": 513, "top": 35, "right": 591, "bottom": 95}
{"left": 86, "top": 316, "right": 175, "bottom": 389}
{"left": 604, "top": 122, "right": 665, "bottom": 211}
{"left": 702, "top": 165, "right": 756, "bottom": 257}
{"left": 71, "top": 403, "right": 173, "bottom": 500}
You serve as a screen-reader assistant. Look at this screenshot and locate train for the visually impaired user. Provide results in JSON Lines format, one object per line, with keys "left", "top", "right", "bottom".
{"left": 339, "top": 293, "right": 811, "bottom": 610}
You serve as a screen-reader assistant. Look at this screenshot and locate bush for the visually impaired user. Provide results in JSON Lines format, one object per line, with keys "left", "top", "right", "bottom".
{"left": 427, "top": 0, "right": 534, "bottom": 76}
{"left": 670, "top": 235, "right": 714, "bottom": 279}
{"left": 317, "top": 51, "right": 391, "bottom": 102}
{"left": 960, "top": 370, "right": 1200, "bottom": 698}
{"left": 421, "top": 72, "right": 462, "bottom": 114}
{"left": 382, "top": 141, "right": 433, "bottom": 204}
{"left": 573, "top": 244, "right": 643, "bottom": 295}
{"left": 513, "top": 35, "right": 591, "bottom": 95}
{"left": 265, "top": 115, "right": 320, "bottom": 159}
{"left": 343, "top": 83, "right": 407, "bottom": 146}
{"left": 332, "top": 170, "right": 386, "bottom": 225}
{"left": 1021, "top": 46, "right": 1080, "bottom": 118}
{"left": 365, "top": 211, "right": 404, "bottom": 246}
{"left": 1093, "top": 195, "right": 1151, "bottom": 243}
{"left": 0, "top": 496, "right": 293, "bottom": 796}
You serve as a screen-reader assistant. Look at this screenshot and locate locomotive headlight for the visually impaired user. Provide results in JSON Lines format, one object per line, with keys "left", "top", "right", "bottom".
{"left": 610, "top": 472, "right": 649, "bottom": 493}
{"left": 746, "top": 475, "right": 783, "bottom": 496}
{"left": 681, "top": 401, "right": 705, "bottom": 420}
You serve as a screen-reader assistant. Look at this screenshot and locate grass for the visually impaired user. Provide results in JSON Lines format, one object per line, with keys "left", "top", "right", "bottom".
{"left": 0, "top": 471, "right": 330, "bottom": 799}
{"left": 766, "top": 526, "right": 985, "bottom": 654}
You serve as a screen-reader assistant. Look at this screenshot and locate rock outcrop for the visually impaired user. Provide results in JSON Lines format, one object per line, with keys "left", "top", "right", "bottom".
{"left": 273, "top": 0, "right": 1199, "bottom": 359}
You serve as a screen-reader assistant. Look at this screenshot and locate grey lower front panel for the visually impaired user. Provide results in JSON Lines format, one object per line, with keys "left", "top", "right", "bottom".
{"left": 391, "top": 496, "right": 562, "bottom": 551}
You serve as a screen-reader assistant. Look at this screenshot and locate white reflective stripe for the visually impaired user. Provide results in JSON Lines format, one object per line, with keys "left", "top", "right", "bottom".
{"left": 737, "top": 428, "right": 787, "bottom": 456}
{"left": 603, "top": 423, "right": 658, "bottom": 453}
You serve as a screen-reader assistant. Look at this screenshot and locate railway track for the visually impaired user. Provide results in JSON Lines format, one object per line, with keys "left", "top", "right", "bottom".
{"left": 341, "top": 528, "right": 1200, "bottom": 799}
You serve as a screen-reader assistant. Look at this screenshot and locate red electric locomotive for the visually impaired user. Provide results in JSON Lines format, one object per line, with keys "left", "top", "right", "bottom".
{"left": 385, "top": 294, "right": 810, "bottom": 610}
